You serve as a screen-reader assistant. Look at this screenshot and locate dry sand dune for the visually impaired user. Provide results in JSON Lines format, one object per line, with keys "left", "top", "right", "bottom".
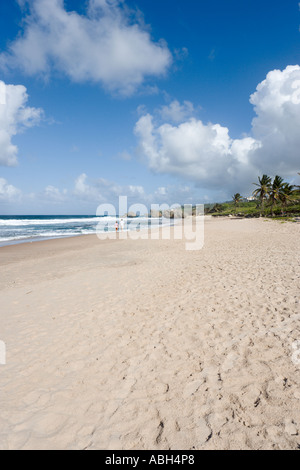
{"left": 0, "top": 217, "right": 299, "bottom": 450}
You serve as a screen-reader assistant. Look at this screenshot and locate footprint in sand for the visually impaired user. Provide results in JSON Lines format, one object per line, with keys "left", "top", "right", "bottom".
{"left": 182, "top": 379, "right": 205, "bottom": 399}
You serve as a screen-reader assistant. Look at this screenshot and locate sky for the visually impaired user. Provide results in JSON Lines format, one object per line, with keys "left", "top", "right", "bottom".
{"left": 0, "top": 0, "right": 299, "bottom": 214}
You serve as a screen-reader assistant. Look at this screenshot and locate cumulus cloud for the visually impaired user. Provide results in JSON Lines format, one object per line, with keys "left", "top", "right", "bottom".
{"left": 74, "top": 172, "right": 147, "bottom": 203}
{"left": 159, "top": 100, "right": 195, "bottom": 123}
{"left": 1, "top": 0, "right": 172, "bottom": 95}
{"left": 249, "top": 65, "right": 300, "bottom": 175}
{"left": 74, "top": 173, "right": 104, "bottom": 201}
{"left": 4, "top": 173, "right": 205, "bottom": 213}
{"left": 0, "top": 177, "right": 21, "bottom": 200}
{"left": 135, "top": 113, "right": 260, "bottom": 193}
{"left": 44, "top": 185, "right": 67, "bottom": 202}
{"left": 72, "top": 173, "right": 199, "bottom": 208}
{"left": 0, "top": 80, "right": 43, "bottom": 166}
{"left": 135, "top": 65, "right": 300, "bottom": 196}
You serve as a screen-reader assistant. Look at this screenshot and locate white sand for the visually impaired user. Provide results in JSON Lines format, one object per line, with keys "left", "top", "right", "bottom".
{"left": 0, "top": 217, "right": 299, "bottom": 450}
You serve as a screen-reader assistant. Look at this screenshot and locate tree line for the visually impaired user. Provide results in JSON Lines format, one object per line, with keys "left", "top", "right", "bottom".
{"left": 232, "top": 173, "right": 300, "bottom": 217}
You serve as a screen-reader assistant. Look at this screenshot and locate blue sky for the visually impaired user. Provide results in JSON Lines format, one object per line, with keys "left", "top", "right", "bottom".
{"left": 0, "top": 0, "right": 299, "bottom": 214}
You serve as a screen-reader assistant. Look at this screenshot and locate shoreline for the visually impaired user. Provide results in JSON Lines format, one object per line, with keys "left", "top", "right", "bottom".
{"left": 1, "top": 213, "right": 298, "bottom": 249}
{"left": 1, "top": 213, "right": 297, "bottom": 249}
{"left": 0, "top": 217, "right": 178, "bottom": 249}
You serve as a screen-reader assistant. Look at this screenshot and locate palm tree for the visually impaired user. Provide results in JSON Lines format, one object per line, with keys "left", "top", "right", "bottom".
{"left": 280, "top": 183, "right": 295, "bottom": 215}
{"left": 232, "top": 193, "right": 242, "bottom": 212}
{"left": 212, "top": 203, "right": 224, "bottom": 213}
{"left": 269, "top": 175, "right": 284, "bottom": 217}
{"left": 252, "top": 175, "right": 272, "bottom": 217}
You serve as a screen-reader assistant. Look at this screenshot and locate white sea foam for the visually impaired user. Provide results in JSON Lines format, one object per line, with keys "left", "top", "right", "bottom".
{"left": 0, "top": 216, "right": 166, "bottom": 246}
{"left": 0, "top": 230, "right": 96, "bottom": 243}
{"left": 0, "top": 217, "right": 103, "bottom": 226}
{"left": 0, "top": 216, "right": 156, "bottom": 226}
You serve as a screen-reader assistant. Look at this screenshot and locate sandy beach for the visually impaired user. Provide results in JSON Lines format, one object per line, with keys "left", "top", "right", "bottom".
{"left": 0, "top": 217, "right": 299, "bottom": 450}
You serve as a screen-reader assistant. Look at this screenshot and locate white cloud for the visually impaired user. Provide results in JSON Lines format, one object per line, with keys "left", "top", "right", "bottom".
{"left": 128, "top": 185, "right": 145, "bottom": 196}
{"left": 249, "top": 65, "right": 300, "bottom": 175}
{"left": 0, "top": 177, "right": 21, "bottom": 200}
{"left": 135, "top": 66, "right": 300, "bottom": 195}
{"left": 74, "top": 173, "right": 102, "bottom": 201}
{"left": 72, "top": 173, "right": 201, "bottom": 208}
{"left": 44, "top": 185, "right": 67, "bottom": 202}
{"left": 3, "top": 173, "right": 208, "bottom": 213}
{"left": 74, "top": 173, "right": 146, "bottom": 203}
{"left": 174, "top": 47, "right": 189, "bottom": 61}
{"left": 1, "top": 0, "right": 172, "bottom": 95}
{"left": 159, "top": 100, "right": 195, "bottom": 123}
{"left": 0, "top": 80, "right": 43, "bottom": 166}
{"left": 156, "top": 186, "right": 166, "bottom": 196}
{"left": 135, "top": 113, "right": 260, "bottom": 192}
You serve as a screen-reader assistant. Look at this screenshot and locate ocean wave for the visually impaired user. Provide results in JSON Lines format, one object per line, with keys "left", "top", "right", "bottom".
{"left": 0, "top": 217, "right": 104, "bottom": 226}
{"left": 0, "top": 230, "right": 97, "bottom": 243}
{"left": 0, "top": 216, "right": 156, "bottom": 227}
{"left": 0, "top": 216, "right": 169, "bottom": 246}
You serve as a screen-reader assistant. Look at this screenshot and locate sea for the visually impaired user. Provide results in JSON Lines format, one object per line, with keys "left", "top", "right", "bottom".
{"left": 0, "top": 215, "right": 164, "bottom": 247}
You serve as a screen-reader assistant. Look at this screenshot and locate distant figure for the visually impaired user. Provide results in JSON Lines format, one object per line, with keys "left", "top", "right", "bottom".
{"left": 115, "top": 221, "right": 119, "bottom": 232}
{"left": 120, "top": 218, "right": 124, "bottom": 231}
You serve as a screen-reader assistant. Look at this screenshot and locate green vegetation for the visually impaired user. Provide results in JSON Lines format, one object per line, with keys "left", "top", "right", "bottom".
{"left": 205, "top": 173, "right": 300, "bottom": 220}
{"left": 232, "top": 193, "right": 242, "bottom": 212}
{"left": 253, "top": 174, "right": 271, "bottom": 217}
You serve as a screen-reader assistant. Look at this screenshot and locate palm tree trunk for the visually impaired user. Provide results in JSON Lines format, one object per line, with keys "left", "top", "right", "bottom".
{"left": 261, "top": 197, "right": 264, "bottom": 217}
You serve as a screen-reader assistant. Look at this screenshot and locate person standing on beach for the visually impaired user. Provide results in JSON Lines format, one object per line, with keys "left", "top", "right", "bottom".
{"left": 115, "top": 221, "right": 119, "bottom": 232}
{"left": 120, "top": 218, "right": 124, "bottom": 232}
